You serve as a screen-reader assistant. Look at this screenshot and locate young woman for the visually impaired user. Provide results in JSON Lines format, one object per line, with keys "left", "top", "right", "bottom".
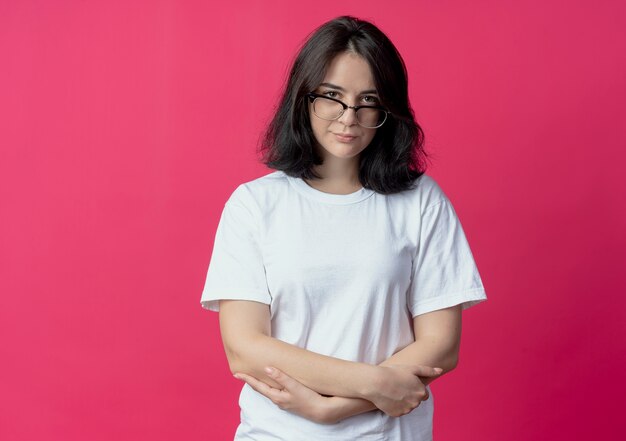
{"left": 200, "top": 15, "right": 487, "bottom": 440}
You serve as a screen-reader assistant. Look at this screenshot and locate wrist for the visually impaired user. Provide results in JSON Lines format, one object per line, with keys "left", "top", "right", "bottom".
{"left": 358, "top": 364, "right": 383, "bottom": 400}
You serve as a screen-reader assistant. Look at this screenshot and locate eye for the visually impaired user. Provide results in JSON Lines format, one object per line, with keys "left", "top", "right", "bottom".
{"left": 322, "top": 90, "right": 339, "bottom": 98}
{"left": 362, "top": 95, "right": 380, "bottom": 105}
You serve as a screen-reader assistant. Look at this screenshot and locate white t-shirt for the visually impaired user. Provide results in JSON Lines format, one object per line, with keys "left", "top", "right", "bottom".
{"left": 200, "top": 170, "right": 487, "bottom": 441}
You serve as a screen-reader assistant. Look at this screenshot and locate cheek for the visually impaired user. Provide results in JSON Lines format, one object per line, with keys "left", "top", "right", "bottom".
{"left": 309, "top": 114, "right": 329, "bottom": 139}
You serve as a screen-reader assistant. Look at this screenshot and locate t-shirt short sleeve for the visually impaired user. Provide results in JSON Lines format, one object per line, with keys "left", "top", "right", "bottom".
{"left": 407, "top": 196, "right": 487, "bottom": 317}
{"left": 200, "top": 189, "right": 271, "bottom": 312}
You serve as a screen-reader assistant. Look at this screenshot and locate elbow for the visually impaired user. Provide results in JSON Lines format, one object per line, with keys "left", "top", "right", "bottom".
{"left": 444, "top": 338, "right": 461, "bottom": 373}
{"left": 224, "top": 335, "right": 284, "bottom": 390}
{"left": 435, "top": 348, "right": 459, "bottom": 375}
{"left": 223, "top": 334, "right": 265, "bottom": 375}
{"left": 449, "top": 354, "right": 459, "bottom": 372}
{"left": 224, "top": 343, "right": 250, "bottom": 375}
{"left": 445, "top": 351, "right": 459, "bottom": 373}
{"left": 225, "top": 351, "right": 244, "bottom": 375}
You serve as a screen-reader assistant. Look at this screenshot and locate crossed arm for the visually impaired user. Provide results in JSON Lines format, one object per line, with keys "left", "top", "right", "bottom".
{"left": 218, "top": 299, "right": 462, "bottom": 424}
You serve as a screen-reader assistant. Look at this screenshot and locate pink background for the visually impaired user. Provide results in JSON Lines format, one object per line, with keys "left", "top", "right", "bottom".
{"left": 1, "top": 1, "right": 625, "bottom": 440}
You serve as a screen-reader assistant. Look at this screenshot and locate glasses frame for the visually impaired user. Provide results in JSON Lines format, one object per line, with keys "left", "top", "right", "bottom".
{"left": 306, "top": 92, "right": 390, "bottom": 129}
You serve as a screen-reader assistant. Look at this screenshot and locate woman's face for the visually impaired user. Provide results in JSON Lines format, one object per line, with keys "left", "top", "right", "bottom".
{"left": 308, "top": 51, "right": 379, "bottom": 161}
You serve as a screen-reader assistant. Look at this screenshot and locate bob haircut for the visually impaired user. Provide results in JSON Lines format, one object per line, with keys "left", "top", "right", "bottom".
{"left": 258, "top": 15, "right": 429, "bottom": 194}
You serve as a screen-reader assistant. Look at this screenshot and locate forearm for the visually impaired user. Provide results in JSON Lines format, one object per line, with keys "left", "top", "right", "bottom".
{"left": 228, "top": 334, "right": 377, "bottom": 399}
{"left": 324, "top": 337, "right": 458, "bottom": 422}
{"left": 381, "top": 336, "right": 458, "bottom": 386}
{"left": 225, "top": 296, "right": 458, "bottom": 423}
{"left": 322, "top": 396, "right": 377, "bottom": 423}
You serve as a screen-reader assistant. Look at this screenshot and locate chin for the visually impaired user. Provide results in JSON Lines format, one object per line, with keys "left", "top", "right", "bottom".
{"left": 331, "top": 152, "right": 364, "bottom": 161}
{"left": 315, "top": 137, "right": 369, "bottom": 160}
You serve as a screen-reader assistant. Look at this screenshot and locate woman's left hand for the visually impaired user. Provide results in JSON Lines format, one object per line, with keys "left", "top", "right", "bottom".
{"left": 234, "top": 367, "right": 334, "bottom": 424}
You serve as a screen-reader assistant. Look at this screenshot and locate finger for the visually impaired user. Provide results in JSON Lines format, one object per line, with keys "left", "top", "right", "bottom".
{"left": 236, "top": 373, "right": 283, "bottom": 401}
{"left": 264, "top": 366, "right": 300, "bottom": 392}
{"left": 411, "top": 365, "right": 444, "bottom": 377}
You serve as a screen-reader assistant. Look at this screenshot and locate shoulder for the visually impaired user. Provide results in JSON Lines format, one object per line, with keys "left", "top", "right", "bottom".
{"left": 226, "top": 170, "right": 289, "bottom": 212}
{"left": 397, "top": 173, "right": 450, "bottom": 213}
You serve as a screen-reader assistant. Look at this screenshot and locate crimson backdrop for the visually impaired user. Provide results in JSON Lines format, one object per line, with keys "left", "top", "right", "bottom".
{"left": 1, "top": 1, "right": 625, "bottom": 440}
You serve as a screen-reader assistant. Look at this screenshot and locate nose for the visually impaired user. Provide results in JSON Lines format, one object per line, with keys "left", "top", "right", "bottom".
{"left": 337, "top": 106, "right": 358, "bottom": 127}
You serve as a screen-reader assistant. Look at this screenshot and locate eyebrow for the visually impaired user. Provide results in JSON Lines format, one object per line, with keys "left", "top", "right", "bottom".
{"left": 319, "top": 82, "right": 378, "bottom": 95}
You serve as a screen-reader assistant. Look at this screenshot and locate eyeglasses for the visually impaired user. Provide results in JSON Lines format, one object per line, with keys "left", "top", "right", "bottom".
{"left": 306, "top": 93, "right": 390, "bottom": 129}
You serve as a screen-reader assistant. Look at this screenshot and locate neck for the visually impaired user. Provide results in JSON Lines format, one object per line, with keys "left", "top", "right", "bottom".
{"left": 306, "top": 155, "right": 362, "bottom": 194}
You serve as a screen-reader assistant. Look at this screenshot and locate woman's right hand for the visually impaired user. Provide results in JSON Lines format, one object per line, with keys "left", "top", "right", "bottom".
{"left": 366, "top": 364, "right": 443, "bottom": 417}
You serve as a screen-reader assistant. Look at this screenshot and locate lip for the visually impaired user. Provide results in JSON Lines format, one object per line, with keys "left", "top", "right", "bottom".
{"left": 334, "top": 133, "right": 358, "bottom": 142}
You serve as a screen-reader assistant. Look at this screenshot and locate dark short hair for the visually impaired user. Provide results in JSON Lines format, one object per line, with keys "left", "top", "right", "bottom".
{"left": 257, "top": 15, "right": 430, "bottom": 194}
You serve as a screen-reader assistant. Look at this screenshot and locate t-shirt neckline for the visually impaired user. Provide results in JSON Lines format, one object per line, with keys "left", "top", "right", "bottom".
{"left": 285, "top": 173, "right": 375, "bottom": 205}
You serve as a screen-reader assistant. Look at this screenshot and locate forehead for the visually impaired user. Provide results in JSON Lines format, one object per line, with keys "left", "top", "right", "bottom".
{"left": 321, "top": 52, "right": 376, "bottom": 93}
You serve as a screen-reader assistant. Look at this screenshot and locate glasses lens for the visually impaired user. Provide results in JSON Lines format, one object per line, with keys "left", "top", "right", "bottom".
{"left": 313, "top": 97, "right": 343, "bottom": 120}
{"left": 356, "top": 107, "right": 387, "bottom": 128}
